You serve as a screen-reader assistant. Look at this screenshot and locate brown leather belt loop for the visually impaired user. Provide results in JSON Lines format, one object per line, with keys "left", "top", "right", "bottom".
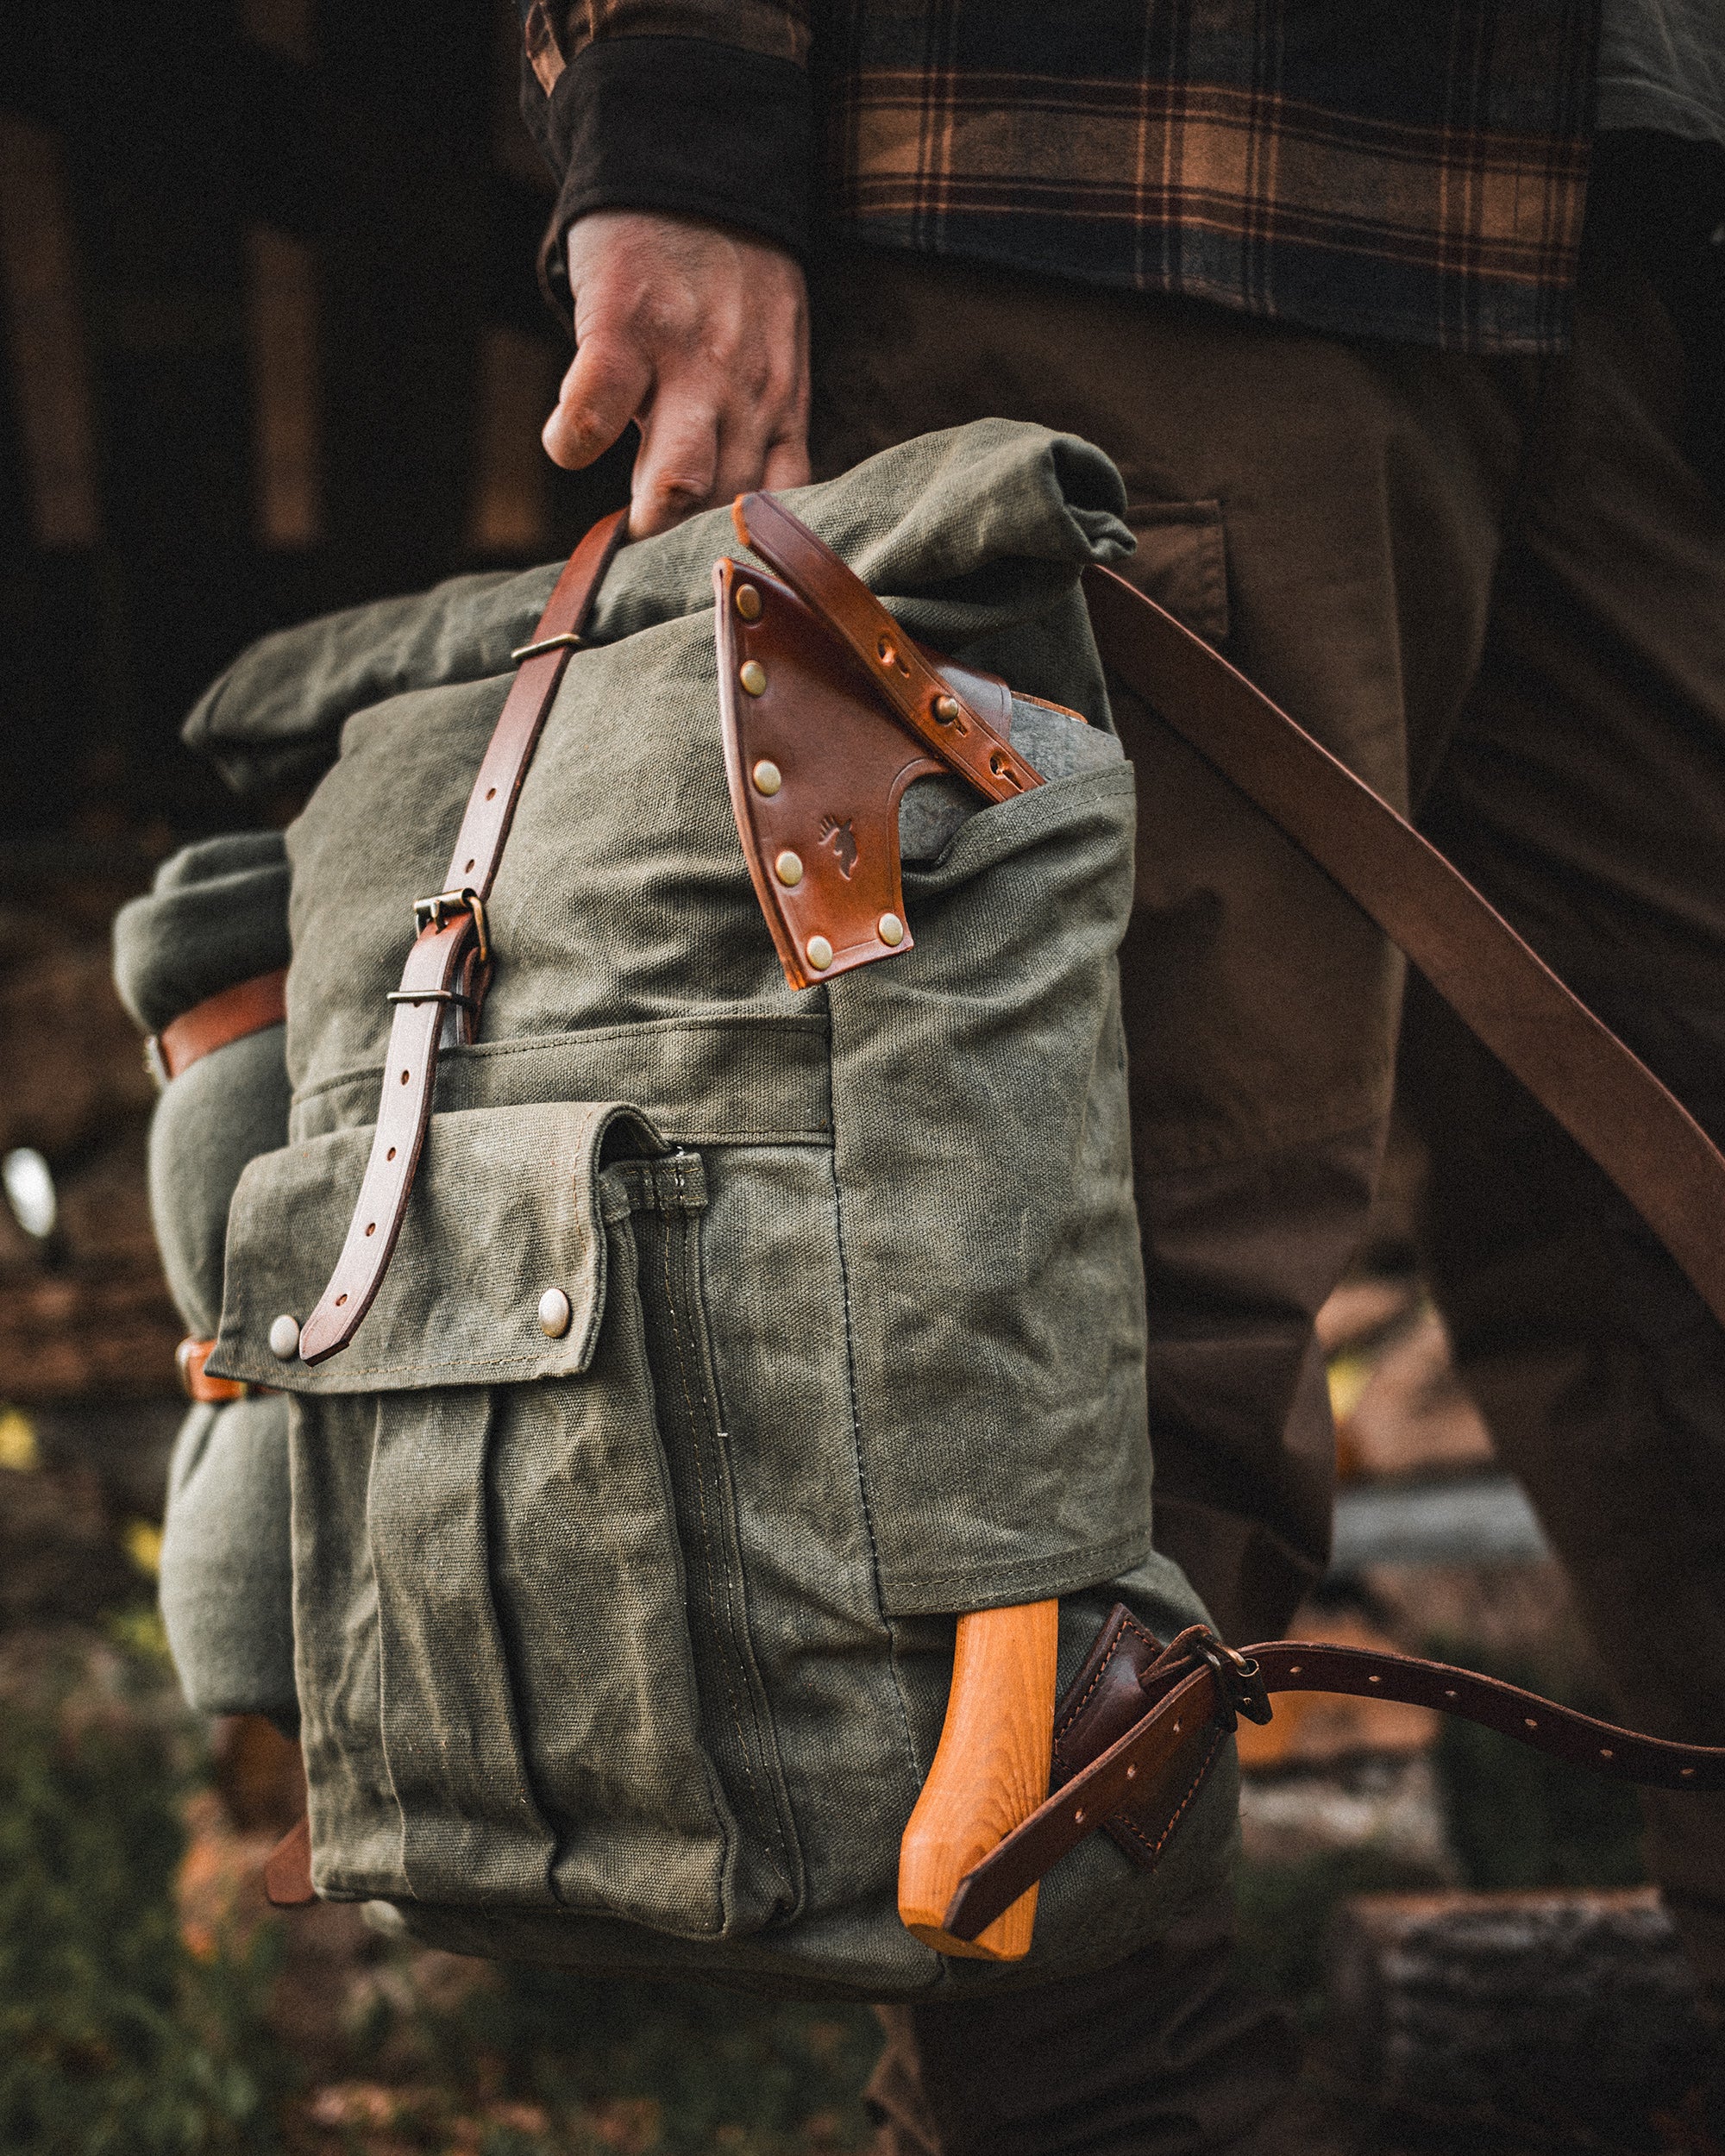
{"left": 297, "top": 507, "right": 628, "bottom": 1366}
{"left": 1083, "top": 564, "right": 1725, "bottom": 1333}
{"left": 944, "top": 1628, "right": 1725, "bottom": 1945}
{"left": 148, "top": 967, "right": 289, "bottom": 1085}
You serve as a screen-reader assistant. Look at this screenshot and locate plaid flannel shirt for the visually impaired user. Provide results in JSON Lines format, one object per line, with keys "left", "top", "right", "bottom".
{"left": 519, "top": 2, "right": 1598, "bottom": 354}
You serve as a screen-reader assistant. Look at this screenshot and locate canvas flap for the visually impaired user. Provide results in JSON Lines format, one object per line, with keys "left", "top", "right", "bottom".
{"left": 208, "top": 1099, "right": 675, "bottom": 1392}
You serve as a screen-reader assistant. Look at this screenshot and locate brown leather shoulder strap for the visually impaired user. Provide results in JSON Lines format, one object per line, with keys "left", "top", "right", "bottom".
{"left": 944, "top": 1623, "right": 1725, "bottom": 1946}
{"left": 152, "top": 967, "right": 287, "bottom": 1082}
{"left": 298, "top": 508, "right": 628, "bottom": 1365}
{"left": 1084, "top": 564, "right": 1725, "bottom": 1332}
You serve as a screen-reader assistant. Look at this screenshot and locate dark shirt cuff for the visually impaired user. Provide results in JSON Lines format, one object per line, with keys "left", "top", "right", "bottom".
{"left": 535, "top": 34, "right": 812, "bottom": 325}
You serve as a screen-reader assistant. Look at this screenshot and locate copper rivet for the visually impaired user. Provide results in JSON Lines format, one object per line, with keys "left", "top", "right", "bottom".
{"left": 740, "top": 660, "right": 768, "bottom": 697}
{"left": 1073, "top": 1807, "right": 1085, "bottom": 1823}
{"left": 537, "top": 1287, "right": 572, "bottom": 1339}
{"left": 268, "top": 1313, "right": 301, "bottom": 1360}
{"left": 1368, "top": 1674, "right": 1381, "bottom": 1684}
{"left": 1601, "top": 1747, "right": 1614, "bottom": 1759}
{"left": 1289, "top": 1664, "right": 1302, "bottom": 1676}
{"left": 1126, "top": 1764, "right": 1137, "bottom": 1780}
{"left": 1525, "top": 1717, "right": 1538, "bottom": 1729}
{"left": 805, "top": 934, "right": 833, "bottom": 972}
{"left": 1683, "top": 1767, "right": 1696, "bottom": 1777}
{"left": 936, "top": 695, "right": 961, "bottom": 724}
{"left": 775, "top": 849, "right": 803, "bottom": 887}
{"left": 877, "top": 911, "right": 905, "bottom": 947}
{"left": 735, "top": 584, "right": 762, "bottom": 622}
{"left": 752, "top": 759, "right": 782, "bottom": 796}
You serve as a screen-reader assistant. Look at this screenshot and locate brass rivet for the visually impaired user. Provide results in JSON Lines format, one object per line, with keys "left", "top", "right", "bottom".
{"left": 268, "top": 1313, "right": 301, "bottom": 1360}
{"left": 775, "top": 850, "right": 803, "bottom": 887}
{"left": 805, "top": 934, "right": 833, "bottom": 971}
{"left": 877, "top": 911, "right": 904, "bottom": 947}
{"left": 752, "top": 759, "right": 782, "bottom": 796}
{"left": 936, "top": 694, "right": 961, "bottom": 724}
{"left": 739, "top": 660, "right": 767, "bottom": 697}
{"left": 537, "top": 1287, "right": 572, "bottom": 1338}
{"left": 735, "top": 583, "right": 762, "bottom": 621}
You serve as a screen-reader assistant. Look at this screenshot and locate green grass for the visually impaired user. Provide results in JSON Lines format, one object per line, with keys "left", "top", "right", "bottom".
{"left": 357, "top": 1963, "right": 881, "bottom": 2153}
{"left": 0, "top": 1680, "right": 291, "bottom": 2155}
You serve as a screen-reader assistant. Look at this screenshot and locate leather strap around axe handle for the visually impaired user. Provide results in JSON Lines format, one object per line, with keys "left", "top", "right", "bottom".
{"left": 298, "top": 508, "right": 629, "bottom": 1364}
{"left": 1083, "top": 564, "right": 1725, "bottom": 1332}
{"left": 943, "top": 1628, "right": 1725, "bottom": 1946}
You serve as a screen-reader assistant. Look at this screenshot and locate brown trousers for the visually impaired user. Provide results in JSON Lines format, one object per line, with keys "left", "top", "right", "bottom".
{"left": 808, "top": 163, "right": 1725, "bottom": 2155}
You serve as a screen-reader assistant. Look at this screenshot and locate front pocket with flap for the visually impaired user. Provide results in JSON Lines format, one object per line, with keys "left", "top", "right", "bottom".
{"left": 211, "top": 1100, "right": 797, "bottom": 1936}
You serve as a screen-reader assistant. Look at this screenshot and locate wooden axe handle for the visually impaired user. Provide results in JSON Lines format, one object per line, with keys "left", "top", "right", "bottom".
{"left": 897, "top": 1599, "right": 1060, "bottom": 1960}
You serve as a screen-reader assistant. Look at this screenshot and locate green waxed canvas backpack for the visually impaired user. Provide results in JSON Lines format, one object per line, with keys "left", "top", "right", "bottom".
{"left": 129, "top": 421, "right": 1242, "bottom": 2002}
{"left": 121, "top": 416, "right": 1725, "bottom": 2005}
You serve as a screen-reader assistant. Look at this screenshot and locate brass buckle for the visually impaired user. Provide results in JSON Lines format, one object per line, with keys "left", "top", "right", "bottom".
{"left": 510, "top": 630, "right": 582, "bottom": 664}
{"left": 1194, "top": 1632, "right": 1274, "bottom": 1728}
{"left": 411, "top": 887, "right": 489, "bottom": 964}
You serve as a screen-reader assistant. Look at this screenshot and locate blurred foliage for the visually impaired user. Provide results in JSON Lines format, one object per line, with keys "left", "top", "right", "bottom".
{"left": 0, "top": 1684, "right": 292, "bottom": 2155}
{"left": 1427, "top": 1642, "right": 1647, "bottom": 1894}
{"left": 345, "top": 1959, "right": 880, "bottom": 2154}
{"left": 1236, "top": 1849, "right": 1436, "bottom": 2026}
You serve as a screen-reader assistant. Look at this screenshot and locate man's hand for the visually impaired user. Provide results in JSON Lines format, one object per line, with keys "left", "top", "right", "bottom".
{"left": 543, "top": 210, "right": 811, "bottom": 537}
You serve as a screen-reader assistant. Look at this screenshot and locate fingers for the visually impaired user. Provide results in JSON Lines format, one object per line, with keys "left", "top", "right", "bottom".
{"left": 542, "top": 332, "right": 650, "bottom": 472}
{"left": 761, "top": 434, "right": 813, "bottom": 492}
{"left": 547, "top": 211, "right": 814, "bottom": 528}
{"left": 629, "top": 401, "right": 721, "bottom": 537}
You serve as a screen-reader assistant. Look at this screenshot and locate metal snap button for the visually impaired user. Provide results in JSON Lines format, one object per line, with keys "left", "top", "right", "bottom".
{"left": 877, "top": 912, "right": 905, "bottom": 946}
{"left": 268, "top": 1313, "right": 301, "bottom": 1360}
{"left": 537, "top": 1287, "right": 573, "bottom": 1338}
{"left": 805, "top": 935, "right": 833, "bottom": 971}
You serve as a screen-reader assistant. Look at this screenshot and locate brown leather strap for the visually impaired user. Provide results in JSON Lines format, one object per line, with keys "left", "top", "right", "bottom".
{"left": 298, "top": 507, "right": 629, "bottom": 1365}
{"left": 944, "top": 1624, "right": 1725, "bottom": 1945}
{"left": 264, "top": 1814, "right": 316, "bottom": 1907}
{"left": 1084, "top": 565, "right": 1725, "bottom": 1331}
{"left": 177, "top": 1337, "right": 249, "bottom": 1404}
{"left": 151, "top": 967, "right": 288, "bottom": 1082}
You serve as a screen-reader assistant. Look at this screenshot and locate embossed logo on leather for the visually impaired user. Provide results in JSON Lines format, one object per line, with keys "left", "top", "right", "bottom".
{"left": 819, "top": 815, "right": 858, "bottom": 880}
